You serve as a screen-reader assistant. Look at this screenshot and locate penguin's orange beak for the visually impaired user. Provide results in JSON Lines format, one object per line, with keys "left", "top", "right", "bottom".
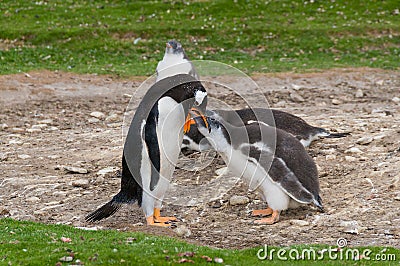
{"left": 183, "top": 108, "right": 208, "bottom": 133}
{"left": 166, "top": 42, "right": 172, "bottom": 48}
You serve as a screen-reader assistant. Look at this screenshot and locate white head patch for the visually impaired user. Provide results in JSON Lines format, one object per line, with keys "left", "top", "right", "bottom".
{"left": 194, "top": 91, "right": 207, "bottom": 106}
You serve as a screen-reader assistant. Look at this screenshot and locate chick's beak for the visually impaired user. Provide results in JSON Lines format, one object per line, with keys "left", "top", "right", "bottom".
{"left": 166, "top": 42, "right": 172, "bottom": 48}
{"left": 183, "top": 108, "right": 209, "bottom": 134}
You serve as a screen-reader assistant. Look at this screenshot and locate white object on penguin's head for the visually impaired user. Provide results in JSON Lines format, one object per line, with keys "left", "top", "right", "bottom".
{"left": 165, "top": 40, "right": 183, "bottom": 55}
{"left": 194, "top": 90, "right": 207, "bottom": 106}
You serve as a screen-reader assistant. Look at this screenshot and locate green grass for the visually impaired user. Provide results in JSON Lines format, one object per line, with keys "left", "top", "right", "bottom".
{"left": 0, "top": 219, "right": 399, "bottom": 265}
{"left": 0, "top": 0, "right": 399, "bottom": 76}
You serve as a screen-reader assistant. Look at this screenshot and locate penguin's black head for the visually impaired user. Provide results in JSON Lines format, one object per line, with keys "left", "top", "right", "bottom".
{"left": 166, "top": 40, "right": 184, "bottom": 54}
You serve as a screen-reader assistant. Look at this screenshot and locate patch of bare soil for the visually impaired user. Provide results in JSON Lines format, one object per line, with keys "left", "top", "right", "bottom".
{"left": 1, "top": 68, "right": 399, "bottom": 249}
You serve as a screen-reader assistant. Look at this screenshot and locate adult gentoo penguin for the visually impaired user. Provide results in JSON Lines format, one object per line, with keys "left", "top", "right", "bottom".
{"left": 86, "top": 74, "right": 208, "bottom": 226}
{"left": 156, "top": 40, "right": 199, "bottom": 82}
{"left": 182, "top": 108, "right": 349, "bottom": 151}
{"left": 191, "top": 113, "right": 323, "bottom": 224}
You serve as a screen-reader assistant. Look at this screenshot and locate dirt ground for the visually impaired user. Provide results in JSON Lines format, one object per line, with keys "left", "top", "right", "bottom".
{"left": 0, "top": 68, "right": 399, "bottom": 249}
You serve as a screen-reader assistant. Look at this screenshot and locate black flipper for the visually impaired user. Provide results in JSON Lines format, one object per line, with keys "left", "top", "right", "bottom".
{"left": 145, "top": 104, "right": 161, "bottom": 191}
{"left": 85, "top": 154, "right": 142, "bottom": 222}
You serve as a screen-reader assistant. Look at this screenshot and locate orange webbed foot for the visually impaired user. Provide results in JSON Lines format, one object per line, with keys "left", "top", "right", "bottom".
{"left": 251, "top": 208, "right": 273, "bottom": 217}
{"left": 254, "top": 210, "right": 280, "bottom": 225}
{"left": 146, "top": 216, "right": 171, "bottom": 227}
{"left": 153, "top": 208, "right": 177, "bottom": 223}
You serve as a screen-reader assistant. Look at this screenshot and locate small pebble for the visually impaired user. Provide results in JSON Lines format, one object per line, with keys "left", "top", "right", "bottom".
{"left": 345, "top": 156, "right": 357, "bottom": 162}
{"left": 345, "top": 147, "right": 363, "bottom": 154}
{"left": 214, "top": 257, "right": 223, "bottom": 263}
{"left": 290, "top": 219, "right": 310, "bottom": 226}
{"left": 18, "top": 154, "right": 31, "bottom": 159}
{"left": 325, "top": 154, "right": 336, "bottom": 161}
{"left": 356, "top": 136, "right": 373, "bottom": 145}
{"left": 88, "top": 118, "right": 100, "bottom": 123}
{"left": 289, "top": 91, "right": 305, "bottom": 102}
{"left": 72, "top": 179, "right": 90, "bottom": 188}
{"left": 229, "top": 195, "right": 250, "bottom": 206}
{"left": 105, "top": 114, "right": 121, "bottom": 123}
{"left": 355, "top": 89, "right": 364, "bottom": 98}
{"left": 90, "top": 111, "right": 106, "bottom": 119}
{"left": 331, "top": 99, "right": 342, "bottom": 105}
{"left": 64, "top": 166, "right": 88, "bottom": 174}
{"left": 174, "top": 225, "right": 191, "bottom": 238}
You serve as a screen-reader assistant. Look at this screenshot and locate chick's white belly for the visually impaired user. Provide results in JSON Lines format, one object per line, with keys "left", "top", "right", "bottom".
{"left": 226, "top": 149, "right": 291, "bottom": 211}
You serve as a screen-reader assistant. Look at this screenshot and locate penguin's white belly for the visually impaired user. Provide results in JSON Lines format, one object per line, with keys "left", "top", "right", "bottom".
{"left": 156, "top": 55, "right": 192, "bottom": 81}
{"left": 226, "top": 148, "right": 291, "bottom": 211}
{"left": 156, "top": 97, "right": 185, "bottom": 181}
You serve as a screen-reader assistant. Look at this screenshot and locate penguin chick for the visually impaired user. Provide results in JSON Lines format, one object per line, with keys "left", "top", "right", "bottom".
{"left": 182, "top": 108, "right": 350, "bottom": 152}
{"left": 156, "top": 40, "right": 199, "bottom": 82}
{"left": 192, "top": 114, "right": 323, "bottom": 224}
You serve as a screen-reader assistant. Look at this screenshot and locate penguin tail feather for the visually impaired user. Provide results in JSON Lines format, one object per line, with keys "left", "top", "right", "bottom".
{"left": 85, "top": 200, "right": 122, "bottom": 222}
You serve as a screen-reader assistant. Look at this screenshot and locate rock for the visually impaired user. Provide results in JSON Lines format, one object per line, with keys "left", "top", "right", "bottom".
{"left": 373, "top": 134, "right": 386, "bottom": 141}
{"left": 174, "top": 225, "right": 191, "bottom": 237}
{"left": 289, "top": 91, "right": 305, "bottom": 102}
{"left": 345, "top": 147, "right": 363, "bottom": 154}
{"left": 97, "top": 166, "right": 118, "bottom": 176}
{"left": 356, "top": 136, "right": 373, "bottom": 145}
{"left": 291, "top": 84, "right": 302, "bottom": 90}
{"left": 32, "top": 124, "right": 47, "bottom": 129}
{"left": 376, "top": 79, "right": 384, "bottom": 86}
{"left": 93, "top": 176, "right": 105, "bottom": 185}
{"left": 331, "top": 99, "right": 342, "bottom": 105}
{"left": 38, "top": 119, "right": 53, "bottom": 124}
{"left": 106, "top": 122, "right": 121, "bottom": 128}
{"left": 105, "top": 114, "right": 121, "bottom": 123}
{"left": 392, "top": 97, "right": 400, "bottom": 103}
{"left": 11, "top": 127, "right": 25, "bottom": 133}
{"left": 0, "top": 152, "right": 8, "bottom": 161}
{"left": 9, "top": 139, "right": 23, "bottom": 145}
{"left": 26, "top": 128, "right": 42, "bottom": 133}
{"left": 214, "top": 257, "right": 224, "bottom": 264}
{"left": 64, "top": 166, "right": 88, "bottom": 174}
{"left": 88, "top": 117, "right": 100, "bottom": 123}
{"left": 72, "top": 179, "right": 90, "bottom": 188}
{"left": 274, "top": 100, "right": 286, "bottom": 107}
{"left": 345, "top": 156, "right": 357, "bottom": 162}
{"left": 90, "top": 111, "right": 106, "bottom": 119}
{"left": 229, "top": 195, "right": 250, "bottom": 206}
{"left": 340, "top": 220, "right": 361, "bottom": 234}
{"left": 0, "top": 123, "right": 8, "bottom": 130}
{"left": 394, "top": 195, "right": 400, "bottom": 201}
{"left": 48, "top": 126, "right": 59, "bottom": 131}
{"left": 26, "top": 196, "right": 40, "bottom": 202}
{"left": 0, "top": 207, "right": 10, "bottom": 216}
{"left": 18, "top": 154, "right": 31, "bottom": 159}
{"left": 290, "top": 219, "right": 310, "bottom": 226}
{"left": 355, "top": 89, "right": 364, "bottom": 98}
{"left": 325, "top": 154, "right": 336, "bottom": 161}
